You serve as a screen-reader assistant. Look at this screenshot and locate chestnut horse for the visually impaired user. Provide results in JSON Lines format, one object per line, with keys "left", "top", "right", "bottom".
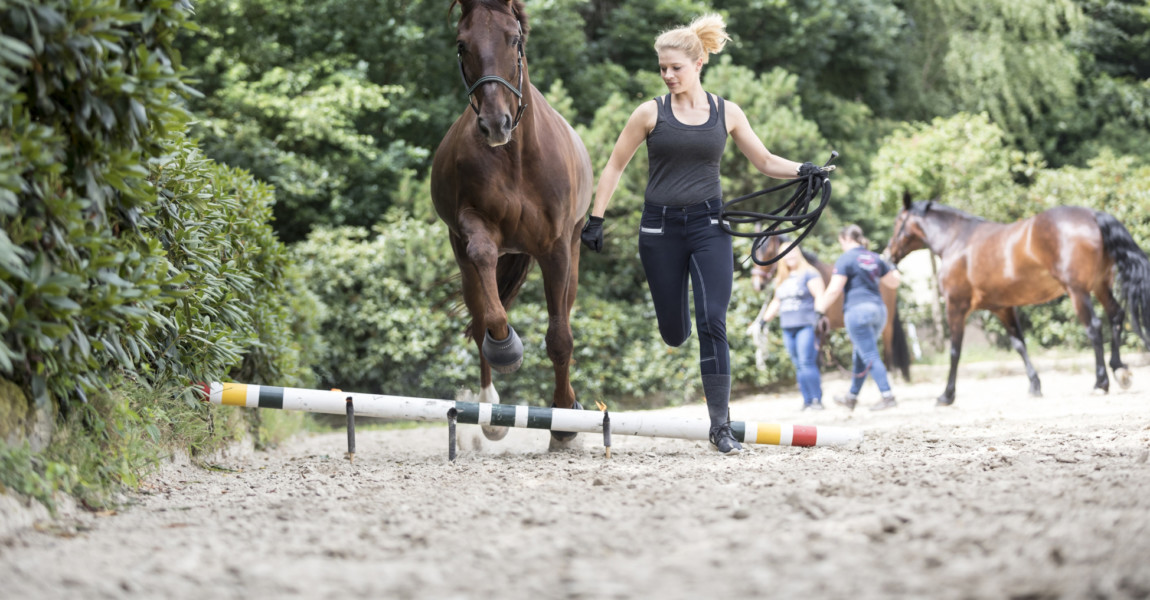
{"left": 751, "top": 235, "right": 911, "bottom": 380}
{"left": 884, "top": 196, "right": 1150, "bottom": 405}
{"left": 431, "top": 0, "right": 592, "bottom": 444}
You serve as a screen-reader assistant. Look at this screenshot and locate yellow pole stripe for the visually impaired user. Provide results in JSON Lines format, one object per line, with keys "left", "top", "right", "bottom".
{"left": 756, "top": 423, "right": 782, "bottom": 445}
{"left": 221, "top": 383, "right": 249, "bottom": 407}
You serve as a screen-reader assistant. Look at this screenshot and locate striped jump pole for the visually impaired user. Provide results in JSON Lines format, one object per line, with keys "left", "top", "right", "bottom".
{"left": 199, "top": 382, "right": 864, "bottom": 448}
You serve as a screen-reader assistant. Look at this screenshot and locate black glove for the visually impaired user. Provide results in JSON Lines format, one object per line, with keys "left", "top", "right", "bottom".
{"left": 581, "top": 215, "right": 604, "bottom": 252}
{"left": 797, "top": 162, "right": 828, "bottom": 182}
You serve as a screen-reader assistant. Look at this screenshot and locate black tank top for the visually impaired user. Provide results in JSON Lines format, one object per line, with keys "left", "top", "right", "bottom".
{"left": 644, "top": 92, "right": 728, "bottom": 207}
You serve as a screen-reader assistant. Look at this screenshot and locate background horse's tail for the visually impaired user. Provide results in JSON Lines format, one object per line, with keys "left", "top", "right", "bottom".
{"left": 1096, "top": 211, "right": 1150, "bottom": 347}
{"left": 890, "top": 304, "right": 912, "bottom": 380}
{"left": 464, "top": 253, "right": 535, "bottom": 337}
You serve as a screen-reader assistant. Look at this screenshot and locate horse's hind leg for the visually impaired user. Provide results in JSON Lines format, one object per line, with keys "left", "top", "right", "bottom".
{"left": 990, "top": 307, "right": 1041, "bottom": 397}
{"left": 1097, "top": 283, "right": 1131, "bottom": 389}
{"left": 1069, "top": 289, "right": 1109, "bottom": 393}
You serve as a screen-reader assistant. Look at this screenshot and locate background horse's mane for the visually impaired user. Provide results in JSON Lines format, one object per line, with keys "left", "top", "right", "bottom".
{"left": 449, "top": 0, "right": 530, "bottom": 37}
{"left": 912, "top": 199, "right": 986, "bottom": 222}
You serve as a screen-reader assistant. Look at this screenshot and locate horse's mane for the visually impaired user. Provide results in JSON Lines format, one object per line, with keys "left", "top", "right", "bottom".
{"left": 913, "top": 199, "right": 986, "bottom": 223}
{"left": 450, "top": 0, "right": 530, "bottom": 39}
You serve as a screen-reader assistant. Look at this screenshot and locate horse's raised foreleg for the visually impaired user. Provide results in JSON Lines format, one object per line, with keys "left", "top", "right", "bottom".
{"left": 939, "top": 302, "right": 970, "bottom": 406}
{"left": 1097, "top": 284, "right": 1131, "bottom": 389}
{"left": 538, "top": 235, "right": 581, "bottom": 447}
{"left": 1070, "top": 289, "right": 1109, "bottom": 393}
{"left": 451, "top": 233, "right": 514, "bottom": 441}
{"left": 991, "top": 307, "right": 1041, "bottom": 396}
{"left": 461, "top": 228, "right": 523, "bottom": 374}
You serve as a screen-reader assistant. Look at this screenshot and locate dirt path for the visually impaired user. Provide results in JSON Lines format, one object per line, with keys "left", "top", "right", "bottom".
{"left": 3, "top": 355, "right": 1150, "bottom": 599}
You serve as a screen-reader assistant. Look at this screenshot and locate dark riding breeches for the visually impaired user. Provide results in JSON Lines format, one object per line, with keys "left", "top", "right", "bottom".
{"left": 638, "top": 199, "right": 733, "bottom": 376}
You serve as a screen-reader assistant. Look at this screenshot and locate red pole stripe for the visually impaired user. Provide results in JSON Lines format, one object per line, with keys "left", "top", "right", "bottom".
{"left": 791, "top": 425, "right": 818, "bottom": 447}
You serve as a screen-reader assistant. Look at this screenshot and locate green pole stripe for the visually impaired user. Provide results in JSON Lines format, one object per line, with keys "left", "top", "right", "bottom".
{"left": 730, "top": 421, "right": 747, "bottom": 443}
{"left": 454, "top": 402, "right": 480, "bottom": 425}
{"left": 526, "top": 406, "right": 552, "bottom": 429}
{"left": 258, "top": 386, "right": 284, "bottom": 409}
{"left": 489, "top": 404, "right": 518, "bottom": 427}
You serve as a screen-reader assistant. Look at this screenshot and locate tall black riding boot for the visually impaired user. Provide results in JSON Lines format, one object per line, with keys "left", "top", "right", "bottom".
{"left": 703, "top": 374, "right": 741, "bottom": 455}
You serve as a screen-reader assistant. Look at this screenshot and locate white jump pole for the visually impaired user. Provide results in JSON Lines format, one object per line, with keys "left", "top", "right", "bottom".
{"left": 200, "top": 382, "right": 863, "bottom": 448}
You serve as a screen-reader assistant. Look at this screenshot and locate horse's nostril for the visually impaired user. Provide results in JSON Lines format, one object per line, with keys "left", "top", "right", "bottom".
{"left": 502, "top": 115, "right": 512, "bottom": 131}
{"left": 477, "top": 119, "right": 490, "bottom": 137}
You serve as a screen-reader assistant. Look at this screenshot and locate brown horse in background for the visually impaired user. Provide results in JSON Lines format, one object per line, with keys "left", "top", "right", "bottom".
{"left": 431, "top": 0, "right": 592, "bottom": 445}
{"left": 884, "top": 195, "right": 1150, "bottom": 405}
{"left": 752, "top": 235, "right": 912, "bottom": 380}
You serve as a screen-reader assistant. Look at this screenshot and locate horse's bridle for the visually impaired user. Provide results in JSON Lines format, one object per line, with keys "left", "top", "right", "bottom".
{"left": 887, "top": 199, "right": 932, "bottom": 262}
{"left": 458, "top": 21, "right": 528, "bottom": 130}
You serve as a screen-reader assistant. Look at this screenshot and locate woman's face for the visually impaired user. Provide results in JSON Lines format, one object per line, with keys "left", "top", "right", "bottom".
{"left": 657, "top": 48, "right": 701, "bottom": 93}
{"left": 784, "top": 249, "right": 802, "bottom": 269}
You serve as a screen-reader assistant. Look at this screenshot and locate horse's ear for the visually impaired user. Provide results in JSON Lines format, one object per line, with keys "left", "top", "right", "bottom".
{"left": 901, "top": 190, "right": 912, "bottom": 210}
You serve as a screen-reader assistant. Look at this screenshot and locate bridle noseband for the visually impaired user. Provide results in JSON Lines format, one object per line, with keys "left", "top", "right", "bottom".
{"left": 458, "top": 21, "right": 528, "bottom": 130}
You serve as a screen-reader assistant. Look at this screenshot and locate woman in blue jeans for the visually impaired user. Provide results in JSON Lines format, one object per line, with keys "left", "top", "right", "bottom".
{"left": 815, "top": 225, "right": 902, "bottom": 411}
{"left": 751, "top": 246, "right": 826, "bottom": 410}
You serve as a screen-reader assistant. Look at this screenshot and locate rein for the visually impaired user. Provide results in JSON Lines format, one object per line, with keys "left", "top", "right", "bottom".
{"left": 721, "top": 151, "right": 838, "bottom": 267}
{"left": 457, "top": 21, "right": 528, "bottom": 130}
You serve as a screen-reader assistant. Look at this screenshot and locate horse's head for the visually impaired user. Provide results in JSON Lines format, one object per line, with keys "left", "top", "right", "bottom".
{"left": 453, "top": 0, "right": 529, "bottom": 146}
{"left": 884, "top": 192, "right": 932, "bottom": 264}
{"left": 750, "top": 236, "right": 782, "bottom": 291}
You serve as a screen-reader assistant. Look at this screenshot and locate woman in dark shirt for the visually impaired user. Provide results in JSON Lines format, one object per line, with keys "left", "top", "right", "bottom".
{"left": 815, "top": 225, "right": 902, "bottom": 410}
{"left": 579, "top": 14, "right": 827, "bottom": 453}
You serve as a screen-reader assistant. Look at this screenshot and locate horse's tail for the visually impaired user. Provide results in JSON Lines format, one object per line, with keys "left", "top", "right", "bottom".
{"left": 889, "top": 303, "right": 912, "bottom": 381}
{"left": 464, "top": 253, "right": 535, "bottom": 337}
{"left": 1096, "top": 211, "right": 1150, "bottom": 347}
{"left": 495, "top": 253, "right": 535, "bottom": 310}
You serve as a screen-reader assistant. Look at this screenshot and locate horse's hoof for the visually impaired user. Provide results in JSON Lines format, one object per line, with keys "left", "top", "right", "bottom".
{"left": 1091, "top": 387, "right": 1109, "bottom": 396}
{"left": 1116, "top": 368, "right": 1133, "bottom": 390}
{"left": 482, "top": 326, "right": 523, "bottom": 374}
{"left": 936, "top": 395, "right": 955, "bottom": 407}
{"left": 481, "top": 425, "right": 509, "bottom": 441}
{"left": 1028, "top": 388, "right": 1043, "bottom": 398}
{"left": 548, "top": 431, "right": 584, "bottom": 451}
{"left": 549, "top": 399, "right": 582, "bottom": 444}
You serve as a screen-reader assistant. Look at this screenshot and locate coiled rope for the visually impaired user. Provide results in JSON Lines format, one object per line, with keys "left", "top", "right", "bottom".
{"left": 720, "top": 151, "right": 838, "bottom": 266}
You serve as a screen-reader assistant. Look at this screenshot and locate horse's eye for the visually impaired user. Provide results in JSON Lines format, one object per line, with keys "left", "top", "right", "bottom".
{"left": 457, "top": 42, "right": 465, "bottom": 55}
{"left": 510, "top": 36, "right": 521, "bottom": 47}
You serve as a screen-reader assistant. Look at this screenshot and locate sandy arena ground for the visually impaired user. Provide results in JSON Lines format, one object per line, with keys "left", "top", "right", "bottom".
{"left": 2, "top": 353, "right": 1150, "bottom": 599}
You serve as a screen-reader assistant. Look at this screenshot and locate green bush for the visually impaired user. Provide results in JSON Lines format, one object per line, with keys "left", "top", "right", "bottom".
{"left": 1, "top": 0, "right": 319, "bottom": 412}
{"left": 2, "top": 0, "right": 198, "bottom": 407}
{"left": 144, "top": 137, "right": 322, "bottom": 396}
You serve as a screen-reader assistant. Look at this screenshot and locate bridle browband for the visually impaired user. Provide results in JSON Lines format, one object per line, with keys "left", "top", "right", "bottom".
{"left": 457, "top": 20, "right": 528, "bottom": 130}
